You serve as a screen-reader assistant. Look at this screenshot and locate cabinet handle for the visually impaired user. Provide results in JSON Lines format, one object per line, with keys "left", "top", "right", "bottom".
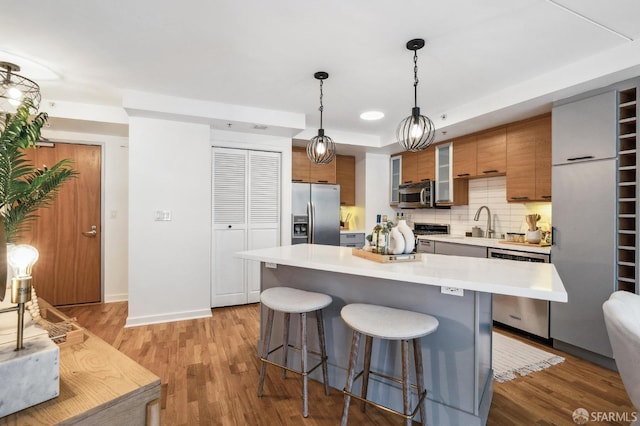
{"left": 456, "top": 173, "right": 470, "bottom": 177}
{"left": 510, "top": 196, "right": 529, "bottom": 200}
{"left": 420, "top": 178, "right": 430, "bottom": 182}
{"left": 317, "top": 180, "right": 329, "bottom": 183}
{"left": 292, "top": 179, "right": 303, "bottom": 182}
{"left": 482, "top": 169, "right": 498, "bottom": 174}
{"left": 567, "top": 155, "right": 594, "bottom": 161}
{"left": 403, "top": 180, "right": 413, "bottom": 184}
{"left": 541, "top": 195, "right": 552, "bottom": 199}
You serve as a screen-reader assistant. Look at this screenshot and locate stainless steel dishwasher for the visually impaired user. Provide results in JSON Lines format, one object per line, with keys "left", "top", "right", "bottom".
{"left": 488, "top": 247, "right": 551, "bottom": 339}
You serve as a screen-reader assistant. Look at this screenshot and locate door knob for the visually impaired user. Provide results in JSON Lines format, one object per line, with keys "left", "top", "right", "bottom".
{"left": 82, "top": 225, "right": 97, "bottom": 237}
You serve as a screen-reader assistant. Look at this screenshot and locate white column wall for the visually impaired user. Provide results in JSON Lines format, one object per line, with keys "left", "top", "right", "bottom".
{"left": 126, "top": 117, "right": 212, "bottom": 326}
{"left": 363, "top": 152, "right": 394, "bottom": 234}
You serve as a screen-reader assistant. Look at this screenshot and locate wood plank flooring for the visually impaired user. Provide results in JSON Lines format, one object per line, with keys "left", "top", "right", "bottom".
{"left": 58, "top": 302, "right": 636, "bottom": 425}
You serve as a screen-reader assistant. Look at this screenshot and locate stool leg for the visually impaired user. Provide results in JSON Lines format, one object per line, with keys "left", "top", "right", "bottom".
{"left": 413, "top": 338, "right": 426, "bottom": 426}
{"left": 281, "top": 312, "right": 290, "bottom": 379}
{"left": 360, "top": 335, "right": 373, "bottom": 412}
{"left": 258, "top": 308, "right": 275, "bottom": 397}
{"left": 401, "top": 339, "right": 411, "bottom": 426}
{"left": 301, "top": 312, "right": 309, "bottom": 418}
{"left": 315, "top": 309, "right": 330, "bottom": 396}
{"left": 341, "top": 330, "right": 361, "bottom": 426}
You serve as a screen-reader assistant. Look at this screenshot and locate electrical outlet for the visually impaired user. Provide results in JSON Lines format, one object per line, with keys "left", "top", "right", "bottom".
{"left": 441, "top": 286, "right": 464, "bottom": 297}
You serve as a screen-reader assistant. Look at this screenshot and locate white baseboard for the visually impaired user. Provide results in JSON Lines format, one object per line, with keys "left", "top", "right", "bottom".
{"left": 104, "top": 293, "right": 128, "bottom": 303}
{"left": 124, "top": 308, "right": 212, "bottom": 328}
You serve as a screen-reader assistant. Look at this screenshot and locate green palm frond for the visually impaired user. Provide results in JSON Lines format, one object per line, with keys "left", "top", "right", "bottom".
{"left": 0, "top": 99, "right": 77, "bottom": 242}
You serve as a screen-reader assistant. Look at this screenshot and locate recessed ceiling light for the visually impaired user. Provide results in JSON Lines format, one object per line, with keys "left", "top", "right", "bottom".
{"left": 360, "top": 111, "right": 384, "bottom": 121}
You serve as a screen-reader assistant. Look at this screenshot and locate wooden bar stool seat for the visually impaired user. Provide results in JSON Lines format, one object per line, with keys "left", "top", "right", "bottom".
{"left": 340, "top": 303, "right": 439, "bottom": 426}
{"left": 257, "top": 287, "right": 332, "bottom": 418}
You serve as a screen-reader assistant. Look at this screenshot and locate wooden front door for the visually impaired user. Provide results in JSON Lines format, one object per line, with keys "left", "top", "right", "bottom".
{"left": 23, "top": 143, "right": 102, "bottom": 306}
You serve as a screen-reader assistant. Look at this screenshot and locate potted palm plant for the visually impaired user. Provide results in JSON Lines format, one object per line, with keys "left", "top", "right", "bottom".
{"left": 0, "top": 99, "right": 77, "bottom": 243}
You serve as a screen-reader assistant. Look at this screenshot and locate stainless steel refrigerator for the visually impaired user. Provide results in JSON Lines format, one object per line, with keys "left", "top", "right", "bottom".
{"left": 292, "top": 183, "right": 340, "bottom": 246}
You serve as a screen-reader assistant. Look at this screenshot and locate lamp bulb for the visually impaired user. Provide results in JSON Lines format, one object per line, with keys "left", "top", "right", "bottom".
{"left": 316, "top": 141, "right": 326, "bottom": 155}
{"left": 8, "top": 244, "right": 39, "bottom": 277}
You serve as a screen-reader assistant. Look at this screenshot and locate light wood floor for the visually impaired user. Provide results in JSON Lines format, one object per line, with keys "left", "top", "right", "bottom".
{"left": 58, "top": 302, "right": 636, "bottom": 425}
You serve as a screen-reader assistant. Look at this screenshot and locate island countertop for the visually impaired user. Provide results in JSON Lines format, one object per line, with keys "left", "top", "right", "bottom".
{"left": 237, "top": 244, "right": 567, "bottom": 302}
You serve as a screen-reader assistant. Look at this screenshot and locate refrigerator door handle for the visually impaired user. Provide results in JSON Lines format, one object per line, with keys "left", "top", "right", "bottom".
{"left": 307, "top": 201, "right": 313, "bottom": 244}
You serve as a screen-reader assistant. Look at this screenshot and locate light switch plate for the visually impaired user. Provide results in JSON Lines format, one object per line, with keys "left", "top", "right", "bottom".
{"left": 155, "top": 210, "right": 172, "bottom": 221}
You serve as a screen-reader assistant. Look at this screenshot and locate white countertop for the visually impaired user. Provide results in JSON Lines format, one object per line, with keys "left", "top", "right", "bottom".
{"left": 237, "top": 244, "right": 567, "bottom": 302}
{"left": 417, "top": 235, "right": 552, "bottom": 254}
{"left": 340, "top": 230, "right": 365, "bottom": 234}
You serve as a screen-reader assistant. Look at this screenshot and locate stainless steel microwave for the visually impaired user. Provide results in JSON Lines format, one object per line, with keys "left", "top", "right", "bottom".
{"left": 398, "top": 181, "right": 434, "bottom": 208}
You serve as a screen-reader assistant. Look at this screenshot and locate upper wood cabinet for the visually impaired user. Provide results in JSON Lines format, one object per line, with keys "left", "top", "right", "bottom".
{"left": 336, "top": 155, "right": 356, "bottom": 205}
{"left": 417, "top": 144, "right": 436, "bottom": 182}
{"left": 506, "top": 115, "right": 552, "bottom": 202}
{"left": 452, "top": 136, "right": 477, "bottom": 178}
{"left": 401, "top": 151, "right": 419, "bottom": 184}
{"left": 476, "top": 127, "right": 507, "bottom": 176}
{"left": 292, "top": 145, "right": 337, "bottom": 184}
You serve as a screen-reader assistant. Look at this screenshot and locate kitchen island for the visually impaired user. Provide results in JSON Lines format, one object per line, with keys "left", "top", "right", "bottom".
{"left": 237, "top": 244, "right": 567, "bottom": 426}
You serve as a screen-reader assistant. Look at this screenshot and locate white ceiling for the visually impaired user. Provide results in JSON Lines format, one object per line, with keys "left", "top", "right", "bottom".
{"left": 2, "top": 0, "right": 640, "bottom": 152}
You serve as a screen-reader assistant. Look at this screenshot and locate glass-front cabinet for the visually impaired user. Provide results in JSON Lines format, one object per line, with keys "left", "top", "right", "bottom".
{"left": 435, "top": 143, "right": 468, "bottom": 206}
{"left": 390, "top": 155, "right": 401, "bottom": 205}
{"left": 435, "top": 143, "right": 452, "bottom": 203}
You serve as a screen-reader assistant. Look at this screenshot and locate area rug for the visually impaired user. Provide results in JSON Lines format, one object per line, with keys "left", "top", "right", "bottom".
{"left": 493, "top": 332, "right": 565, "bottom": 383}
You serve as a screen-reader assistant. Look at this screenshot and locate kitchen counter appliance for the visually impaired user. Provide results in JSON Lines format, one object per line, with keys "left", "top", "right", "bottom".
{"left": 292, "top": 183, "right": 340, "bottom": 246}
{"left": 489, "top": 247, "right": 551, "bottom": 338}
{"left": 414, "top": 223, "right": 449, "bottom": 253}
{"left": 398, "top": 181, "right": 434, "bottom": 208}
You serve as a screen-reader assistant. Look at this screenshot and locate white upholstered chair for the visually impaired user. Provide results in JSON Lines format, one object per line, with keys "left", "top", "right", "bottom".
{"left": 603, "top": 291, "right": 640, "bottom": 424}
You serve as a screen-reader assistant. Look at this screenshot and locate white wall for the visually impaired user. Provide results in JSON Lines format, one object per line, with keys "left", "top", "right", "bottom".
{"left": 126, "top": 117, "right": 212, "bottom": 327}
{"left": 363, "top": 153, "right": 395, "bottom": 234}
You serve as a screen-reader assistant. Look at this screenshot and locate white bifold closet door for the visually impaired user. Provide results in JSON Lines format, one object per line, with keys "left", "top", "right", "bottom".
{"left": 211, "top": 147, "right": 281, "bottom": 307}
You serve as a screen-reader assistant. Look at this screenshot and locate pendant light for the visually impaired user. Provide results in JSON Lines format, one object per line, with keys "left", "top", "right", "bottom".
{"left": 396, "top": 39, "right": 435, "bottom": 152}
{"left": 307, "top": 71, "right": 336, "bottom": 164}
{"left": 0, "top": 62, "right": 41, "bottom": 113}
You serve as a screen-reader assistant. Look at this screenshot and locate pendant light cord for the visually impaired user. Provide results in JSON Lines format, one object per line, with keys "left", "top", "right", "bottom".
{"left": 319, "top": 79, "right": 324, "bottom": 129}
{"left": 413, "top": 50, "right": 419, "bottom": 108}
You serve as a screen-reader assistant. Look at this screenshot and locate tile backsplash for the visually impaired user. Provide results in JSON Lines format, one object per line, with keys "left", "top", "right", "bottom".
{"left": 402, "top": 176, "right": 552, "bottom": 237}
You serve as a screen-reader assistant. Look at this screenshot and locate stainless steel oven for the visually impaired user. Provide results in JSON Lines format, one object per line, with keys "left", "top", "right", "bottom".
{"left": 488, "top": 247, "right": 550, "bottom": 339}
{"left": 398, "top": 181, "right": 434, "bottom": 209}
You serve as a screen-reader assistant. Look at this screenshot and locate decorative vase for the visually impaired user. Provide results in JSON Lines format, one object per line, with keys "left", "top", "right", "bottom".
{"left": 389, "top": 226, "right": 405, "bottom": 255}
{"left": 526, "top": 229, "right": 541, "bottom": 244}
{"left": 397, "top": 220, "right": 415, "bottom": 254}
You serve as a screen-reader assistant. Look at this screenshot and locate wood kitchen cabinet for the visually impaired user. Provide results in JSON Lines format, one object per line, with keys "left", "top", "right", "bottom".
{"left": 452, "top": 135, "right": 477, "bottom": 178}
{"left": 292, "top": 145, "right": 337, "bottom": 184}
{"left": 417, "top": 144, "right": 436, "bottom": 181}
{"left": 401, "top": 150, "right": 419, "bottom": 184}
{"left": 393, "top": 146, "right": 435, "bottom": 186}
{"left": 506, "top": 114, "right": 552, "bottom": 202}
{"left": 336, "top": 154, "right": 356, "bottom": 205}
{"left": 476, "top": 127, "right": 507, "bottom": 176}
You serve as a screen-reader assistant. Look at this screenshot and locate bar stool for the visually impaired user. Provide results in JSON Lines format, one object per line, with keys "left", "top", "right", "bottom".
{"left": 257, "top": 287, "right": 332, "bottom": 418}
{"left": 340, "top": 303, "right": 439, "bottom": 426}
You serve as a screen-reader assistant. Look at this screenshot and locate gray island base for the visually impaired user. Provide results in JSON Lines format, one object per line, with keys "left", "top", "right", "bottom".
{"left": 238, "top": 244, "right": 567, "bottom": 426}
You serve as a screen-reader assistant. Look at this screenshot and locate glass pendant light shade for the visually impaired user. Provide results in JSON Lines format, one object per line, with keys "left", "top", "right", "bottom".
{"left": 396, "top": 39, "right": 435, "bottom": 152}
{"left": 307, "top": 71, "right": 336, "bottom": 164}
{"left": 0, "top": 62, "right": 41, "bottom": 113}
{"left": 397, "top": 106, "right": 436, "bottom": 152}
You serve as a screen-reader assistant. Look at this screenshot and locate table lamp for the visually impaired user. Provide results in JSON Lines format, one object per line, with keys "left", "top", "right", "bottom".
{"left": 0, "top": 244, "right": 39, "bottom": 350}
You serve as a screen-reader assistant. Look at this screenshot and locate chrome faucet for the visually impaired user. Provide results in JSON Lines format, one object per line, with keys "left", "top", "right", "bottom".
{"left": 474, "top": 205, "right": 493, "bottom": 238}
